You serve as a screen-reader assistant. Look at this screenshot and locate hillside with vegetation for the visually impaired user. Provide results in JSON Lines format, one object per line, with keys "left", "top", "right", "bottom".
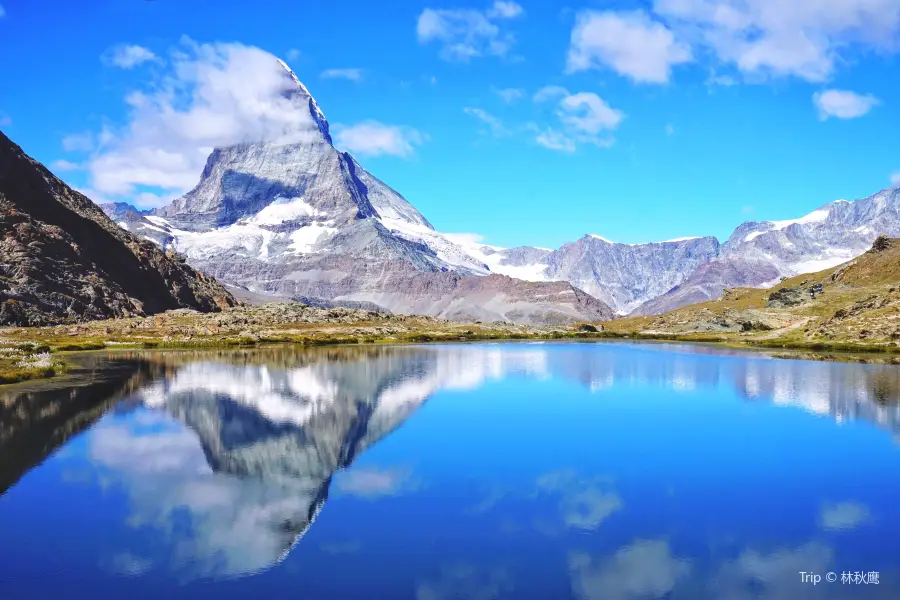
{"left": 602, "top": 236, "right": 900, "bottom": 353}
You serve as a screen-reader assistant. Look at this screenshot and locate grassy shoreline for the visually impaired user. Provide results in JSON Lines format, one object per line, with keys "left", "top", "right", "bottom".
{"left": 3, "top": 324, "right": 897, "bottom": 387}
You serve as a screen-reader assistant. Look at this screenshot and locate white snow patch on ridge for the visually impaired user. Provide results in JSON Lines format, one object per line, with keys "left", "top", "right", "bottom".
{"left": 744, "top": 208, "right": 831, "bottom": 242}
{"left": 769, "top": 209, "right": 830, "bottom": 230}
{"left": 145, "top": 216, "right": 171, "bottom": 228}
{"left": 590, "top": 234, "right": 703, "bottom": 246}
{"left": 661, "top": 236, "right": 701, "bottom": 243}
{"left": 589, "top": 234, "right": 614, "bottom": 243}
{"left": 248, "top": 196, "right": 318, "bottom": 225}
{"left": 289, "top": 223, "right": 337, "bottom": 254}
{"left": 380, "top": 216, "right": 491, "bottom": 273}
{"left": 437, "top": 231, "right": 550, "bottom": 282}
{"left": 161, "top": 214, "right": 337, "bottom": 262}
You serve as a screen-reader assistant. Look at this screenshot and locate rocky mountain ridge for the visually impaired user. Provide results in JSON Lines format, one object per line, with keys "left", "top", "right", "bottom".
{"left": 0, "top": 130, "right": 236, "bottom": 326}
{"left": 636, "top": 191, "right": 900, "bottom": 315}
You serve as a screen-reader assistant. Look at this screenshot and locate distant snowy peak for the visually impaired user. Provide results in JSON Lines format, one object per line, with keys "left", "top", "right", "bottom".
{"left": 731, "top": 203, "right": 837, "bottom": 245}
{"left": 422, "top": 232, "right": 722, "bottom": 313}
{"left": 635, "top": 188, "right": 900, "bottom": 316}
{"left": 544, "top": 235, "right": 721, "bottom": 313}
{"left": 588, "top": 234, "right": 614, "bottom": 243}
{"left": 100, "top": 201, "right": 150, "bottom": 222}
{"left": 722, "top": 193, "right": 900, "bottom": 264}
{"left": 588, "top": 233, "right": 704, "bottom": 246}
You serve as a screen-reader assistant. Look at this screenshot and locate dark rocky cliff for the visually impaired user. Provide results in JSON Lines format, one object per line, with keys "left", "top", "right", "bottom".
{"left": 0, "top": 130, "right": 236, "bottom": 326}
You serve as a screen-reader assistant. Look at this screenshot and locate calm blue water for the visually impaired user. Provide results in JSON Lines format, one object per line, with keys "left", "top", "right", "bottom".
{"left": 1, "top": 342, "right": 899, "bottom": 599}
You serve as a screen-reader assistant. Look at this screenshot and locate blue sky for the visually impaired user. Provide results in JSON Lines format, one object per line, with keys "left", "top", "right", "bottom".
{"left": 0, "top": 0, "right": 898, "bottom": 247}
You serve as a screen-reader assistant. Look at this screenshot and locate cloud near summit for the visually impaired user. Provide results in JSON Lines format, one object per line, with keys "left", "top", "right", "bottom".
{"left": 65, "top": 38, "right": 420, "bottom": 208}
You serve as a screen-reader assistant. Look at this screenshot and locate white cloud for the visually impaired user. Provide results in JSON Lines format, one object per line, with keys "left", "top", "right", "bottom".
{"left": 76, "top": 39, "right": 326, "bottom": 199}
{"left": 320, "top": 68, "right": 364, "bottom": 81}
{"left": 713, "top": 542, "right": 833, "bottom": 599}
{"left": 891, "top": 172, "right": 900, "bottom": 186}
{"left": 464, "top": 107, "right": 509, "bottom": 137}
{"left": 812, "top": 89, "right": 880, "bottom": 120}
{"left": 536, "top": 130, "right": 577, "bottom": 152}
{"left": 334, "top": 466, "right": 420, "bottom": 498}
{"left": 286, "top": 48, "right": 302, "bottom": 61}
{"left": 569, "top": 541, "right": 691, "bottom": 600}
{"left": 654, "top": 0, "right": 900, "bottom": 82}
{"left": 488, "top": 1, "right": 523, "bottom": 19}
{"left": 104, "top": 552, "right": 153, "bottom": 576}
{"left": 75, "top": 187, "right": 112, "bottom": 205}
{"left": 535, "top": 88, "right": 624, "bottom": 151}
{"left": 62, "top": 131, "right": 96, "bottom": 152}
{"left": 103, "top": 44, "right": 159, "bottom": 69}
{"left": 707, "top": 71, "right": 738, "bottom": 87}
{"left": 135, "top": 190, "right": 180, "bottom": 209}
{"left": 416, "top": 564, "right": 514, "bottom": 600}
{"left": 566, "top": 10, "right": 692, "bottom": 84}
{"left": 492, "top": 86, "right": 524, "bottom": 103}
{"left": 533, "top": 85, "right": 569, "bottom": 103}
{"left": 819, "top": 502, "right": 870, "bottom": 531}
{"left": 416, "top": 1, "right": 525, "bottom": 61}
{"left": 561, "top": 488, "right": 622, "bottom": 530}
{"left": 87, "top": 413, "right": 321, "bottom": 580}
{"left": 50, "top": 159, "right": 82, "bottom": 172}
{"left": 558, "top": 93, "right": 624, "bottom": 134}
{"left": 333, "top": 121, "right": 426, "bottom": 158}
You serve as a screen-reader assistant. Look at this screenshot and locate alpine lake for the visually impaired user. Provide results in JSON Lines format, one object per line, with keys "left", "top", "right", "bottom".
{"left": 1, "top": 341, "right": 899, "bottom": 599}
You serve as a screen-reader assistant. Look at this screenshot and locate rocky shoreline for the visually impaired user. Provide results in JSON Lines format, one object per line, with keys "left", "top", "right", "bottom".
{"left": 4, "top": 293, "right": 900, "bottom": 387}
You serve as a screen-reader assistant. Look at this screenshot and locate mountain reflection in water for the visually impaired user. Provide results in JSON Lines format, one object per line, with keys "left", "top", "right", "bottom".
{"left": 1, "top": 341, "right": 899, "bottom": 594}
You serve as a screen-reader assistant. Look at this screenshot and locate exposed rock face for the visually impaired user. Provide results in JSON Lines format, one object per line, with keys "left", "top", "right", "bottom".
{"left": 333, "top": 270, "right": 614, "bottom": 325}
{"left": 766, "top": 286, "right": 808, "bottom": 309}
{"left": 542, "top": 235, "right": 721, "bottom": 314}
{"left": 0, "top": 131, "right": 236, "bottom": 326}
{"left": 633, "top": 257, "right": 782, "bottom": 316}
{"left": 631, "top": 189, "right": 900, "bottom": 315}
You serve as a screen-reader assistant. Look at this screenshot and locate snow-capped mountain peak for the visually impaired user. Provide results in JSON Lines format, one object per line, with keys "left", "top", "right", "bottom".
{"left": 588, "top": 234, "right": 614, "bottom": 243}
{"left": 276, "top": 58, "right": 332, "bottom": 145}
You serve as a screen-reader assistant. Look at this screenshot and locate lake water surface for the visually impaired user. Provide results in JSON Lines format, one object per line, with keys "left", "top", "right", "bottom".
{"left": 1, "top": 342, "right": 900, "bottom": 599}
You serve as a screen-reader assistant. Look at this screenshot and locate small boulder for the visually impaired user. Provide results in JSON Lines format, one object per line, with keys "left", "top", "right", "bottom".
{"left": 766, "top": 287, "right": 806, "bottom": 308}
{"left": 870, "top": 235, "right": 892, "bottom": 253}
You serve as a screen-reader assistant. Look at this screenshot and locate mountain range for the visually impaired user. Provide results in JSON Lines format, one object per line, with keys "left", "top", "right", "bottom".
{"left": 61, "top": 58, "right": 900, "bottom": 324}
